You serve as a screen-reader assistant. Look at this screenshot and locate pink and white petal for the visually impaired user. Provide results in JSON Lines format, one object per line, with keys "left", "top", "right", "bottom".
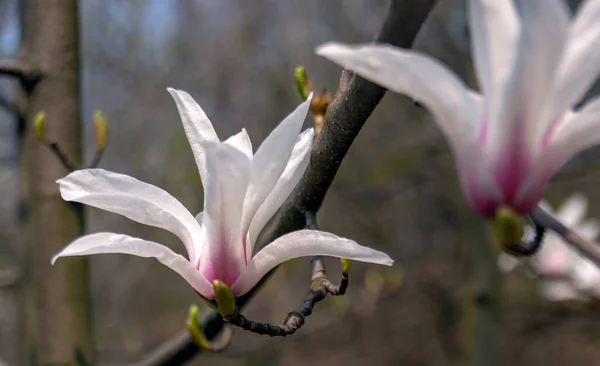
{"left": 246, "top": 128, "right": 314, "bottom": 259}
{"left": 199, "top": 142, "right": 251, "bottom": 285}
{"left": 240, "top": 96, "right": 312, "bottom": 253}
{"left": 548, "top": 0, "right": 600, "bottom": 121}
{"left": 167, "top": 88, "right": 219, "bottom": 184}
{"left": 58, "top": 169, "right": 202, "bottom": 262}
{"left": 540, "top": 280, "right": 581, "bottom": 302}
{"left": 195, "top": 211, "right": 204, "bottom": 225}
{"left": 467, "top": 0, "right": 520, "bottom": 99}
{"left": 556, "top": 193, "right": 587, "bottom": 228}
{"left": 577, "top": 219, "right": 600, "bottom": 242}
{"left": 497, "top": 253, "right": 520, "bottom": 273}
{"left": 224, "top": 128, "right": 253, "bottom": 159}
{"left": 230, "top": 230, "right": 393, "bottom": 296}
{"left": 51, "top": 232, "right": 214, "bottom": 298}
{"left": 490, "top": 0, "right": 569, "bottom": 156}
{"left": 316, "top": 43, "right": 478, "bottom": 157}
{"left": 545, "top": 96, "right": 600, "bottom": 172}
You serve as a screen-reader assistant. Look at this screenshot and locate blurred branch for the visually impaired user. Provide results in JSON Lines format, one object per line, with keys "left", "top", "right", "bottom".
{"left": 136, "top": 0, "right": 437, "bottom": 364}
{"left": 531, "top": 205, "right": 600, "bottom": 267}
{"left": 0, "top": 59, "right": 42, "bottom": 87}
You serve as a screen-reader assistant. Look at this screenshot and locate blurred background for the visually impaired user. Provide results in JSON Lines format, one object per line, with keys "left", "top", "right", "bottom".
{"left": 1, "top": 0, "right": 600, "bottom": 365}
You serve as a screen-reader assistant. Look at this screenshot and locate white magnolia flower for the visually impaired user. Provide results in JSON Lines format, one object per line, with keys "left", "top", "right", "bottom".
{"left": 316, "top": 0, "right": 600, "bottom": 217}
{"left": 52, "top": 89, "right": 393, "bottom": 299}
{"left": 498, "top": 194, "right": 600, "bottom": 301}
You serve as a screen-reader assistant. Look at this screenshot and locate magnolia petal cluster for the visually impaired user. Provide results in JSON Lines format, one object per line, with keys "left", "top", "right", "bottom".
{"left": 316, "top": 0, "right": 600, "bottom": 217}
{"left": 498, "top": 194, "right": 600, "bottom": 301}
{"left": 52, "top": 89, "right": 393, "bottom": 299}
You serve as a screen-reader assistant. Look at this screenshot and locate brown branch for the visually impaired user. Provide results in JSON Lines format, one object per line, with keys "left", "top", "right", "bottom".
{"left": 531, "top": 205, "right": 600, "bottom": 267}
{"left": 44, "top": 141, "right": 79, "bottom": 172}
{"left": 221, "top": 212, "right": 348, "bottom": 337}
{"left": 0, "top": 59, "right": 42, "bottom": 86}
{"left": 136, "top": 0, "right": 437, "bottom": 364}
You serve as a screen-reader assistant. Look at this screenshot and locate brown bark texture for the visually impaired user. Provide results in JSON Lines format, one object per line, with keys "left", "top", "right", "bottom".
{"left": 20, "top": 0, "right": 94, "bottom": 364}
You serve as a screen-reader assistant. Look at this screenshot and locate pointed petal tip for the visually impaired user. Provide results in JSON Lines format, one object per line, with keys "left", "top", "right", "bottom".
{"left": 315, "top": 42, "right": 346, "bottom": 56}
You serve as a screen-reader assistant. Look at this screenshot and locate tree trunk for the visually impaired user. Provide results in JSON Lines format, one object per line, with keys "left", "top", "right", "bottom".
{"left": 20, "top": 0, "right": 94, "bottom": 363}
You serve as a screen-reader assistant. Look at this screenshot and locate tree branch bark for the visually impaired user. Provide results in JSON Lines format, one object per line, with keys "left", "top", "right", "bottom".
{"left": 20, "top": 0, "right": 94, "bottom": 364}
{"left": 136, "top": 0, "right": 437, "bottom": 364}
{"left": 0, "top": 59, "right": 41, "bottom": 86}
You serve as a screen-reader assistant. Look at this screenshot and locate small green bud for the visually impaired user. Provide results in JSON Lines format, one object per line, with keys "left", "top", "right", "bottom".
{"left": 341, "top": 258, "right": 351, "bottom": 275}
{"left": 493, "top": 206, "right": 524, "bottom": 252}
{"left": 33, "top": 111, "right": 46, "bottom": 142}
{"left": 94, "top": 110, "right": 108, "bottom": 151}
{"left": 295, "top": 66, "right": 310, "bottom": 100}
{"left": 212, "top": 280, "right": 237, "bottom": 317}
{"left": 186, "top": 304, "right": 210, "bottom": 349}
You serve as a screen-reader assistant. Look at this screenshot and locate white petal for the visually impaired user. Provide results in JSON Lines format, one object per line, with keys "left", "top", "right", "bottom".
{"left": 546, "top": 96, "right": 600, "bottom": 170}
{"left": 577, "top": 219, "right": 600, "bottom": 241}
{"left": 200, "top": 142, "right": 251, "bottom": 275}
{"left": 540, "top": 280, "right": 580, "bottom": 301}
{"left": 52, "top": 232, "right": 214, "bottom": 298}
{"left": 224, "top": 128, "right": 253, "bottom": 159}
{"left": 497, "top": 253, "right": 520, "bottom": 273}
{"left": 246, "top": 128, "right": 314, "bottom": 258}
{"left": 230, "top": 230, "right": 393, "bottom": 296}
{"left": 548, "top": 0, "right": 600, "bottom": 121}
{"left": 195, "top": 211, "right": 204, "bottom": 225}
{"left": 468, "top": 0, "right": 519, "bottom": 98}
{"left": 167, "top": 88, "right": 219, "bottom": 184}
{"left": 316, "top": 43, "right": 478, "bottom": 157}
{"left": 489, "top": 0, "right": 569, "bottom": 156}
{"left": 556, "top": 193, "right": 587, "bottom": 228}
{"left": 239, "top": 96, "right": 312, "bottom": 258}
{"left": 58, "top": 169, "right": 202, "bottom": 262}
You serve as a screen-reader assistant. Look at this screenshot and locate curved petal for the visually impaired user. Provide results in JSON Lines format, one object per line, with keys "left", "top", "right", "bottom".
{"left": 167, "top": 88, "right": 219, "bottom": 184}
{"left": 224, "top": 128, "right": 253, "bottom": 159}
{"left": 239, "top": 96, "right": 312, "bottom": 256}
{"left": 468, "top": 0, "right": 519, "bottom": 99}
{"left": 246, "top": 128, "right": 314, "bottom": 259}
{"left": 489, "top": 0, "right": 569, "bottom": 157}
{"left": 540, "top": 280, "right": 580, "bottom": 302}
{"left": 546, "top": 96, "right": 600, "bottom": 172}
{"left": 51, "top": 232, "right": 214, "bottom": 298}
{"left": 199, "top": 142, "right": 250, "bottom": 285}
{"left": 577, "top": 219, "right": 600, "bottom": 241}
{"left": 195, "top": 211, "right": 204, "bottom": 225}
{"left": 58, "top": 169, "right": 202, "bottom": 261}
{"left": 230, "top": 230, "right": 393, "bottom": 296}
{"left": 548, "top": 0, "right": 600, "bottom": 121}
{"left": 316, "top": 43, "right": 478, "bottom": 157}
{"left": 556, "top": 193, "right": 587, "bottom": 228}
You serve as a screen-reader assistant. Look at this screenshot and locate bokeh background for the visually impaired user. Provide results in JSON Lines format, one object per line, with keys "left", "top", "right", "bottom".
{"left": 1, "top": 0, "right": 600, "bottom": 365}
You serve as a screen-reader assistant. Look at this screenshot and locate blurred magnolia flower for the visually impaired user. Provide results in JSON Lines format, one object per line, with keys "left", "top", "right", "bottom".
{"left": 316, "top": 0, "right": 600, "bottom": 217}
{"left": 498, "top": 194, "right": 600, "bottom": 301}
{"left": 51, "top": 89, "right": 393, "bottom": 300}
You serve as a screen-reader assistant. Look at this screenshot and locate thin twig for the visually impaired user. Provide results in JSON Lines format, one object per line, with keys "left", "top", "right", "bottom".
{"left": 46, "top": 141, "right": 79, "bottom": 172}
{"left": 531, "top": 205, "right": 600, "bottom": 267}
{"left": 220, "top": 212, "right": 347, "bottom": 337}
{"left": 88, "top": 148, "right": 105, "bottom": 169}
{"left": 135, "top": 1, "right": 437, "bottom": 364}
